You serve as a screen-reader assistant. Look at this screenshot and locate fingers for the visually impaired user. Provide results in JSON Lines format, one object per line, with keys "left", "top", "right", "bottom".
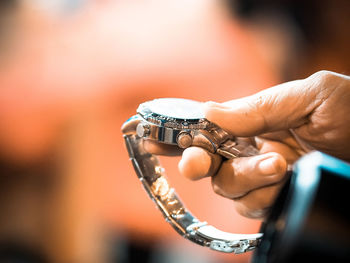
{"left": 232, "top": 182, "right": 285, "bottom": 219}
{"left": 172, "top": 138, "right": 295, "bottom": 221}
{"left": 179, "top": 136, "right": 295, "bottom": 186}
{"left": 211, "top": 151, "right": 288, "bottom": 219}
{"left": 211, "top": 152, "right": 287, "bottom": 199}
{"left": 178, "top": 139, "right": 295, "bottom": 219}
{"left": 178, "top": 147, "right": 222, "bottom": 180}
{"left": 255, "top": 136, "right": 300, "bottom": 164}
{"left": 204, "top": 72, "right": 338, "bottom": 136}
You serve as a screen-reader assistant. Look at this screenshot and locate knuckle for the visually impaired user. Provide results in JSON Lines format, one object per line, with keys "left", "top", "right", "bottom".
{"left": 313, "top": 70, "right": 331, "bottom": 79}
{"left": 248, "top": 96, "right": 270, "bottom": 133}
{"left": 311, "top": 70, "right": 337, "bottom": 85}
{"left": 306, "top": 70, "right": 342, "bottom": 108}
{"left": 268, "top": 153, "right": 287, "bottom": 182}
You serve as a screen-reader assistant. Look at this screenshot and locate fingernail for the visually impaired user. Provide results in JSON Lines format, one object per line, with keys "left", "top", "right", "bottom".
{"left": 258, "top": 157, "right": 278, "bottom": 175}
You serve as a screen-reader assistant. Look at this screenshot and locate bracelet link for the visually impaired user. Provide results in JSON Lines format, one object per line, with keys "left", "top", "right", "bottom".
{"left": 123, "top": 128, "right": 263, "bottom": 254}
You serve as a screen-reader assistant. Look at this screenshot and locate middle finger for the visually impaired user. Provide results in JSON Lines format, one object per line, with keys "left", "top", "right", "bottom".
{"left": 212, "top": 152, "right": 287, "bottom": 199}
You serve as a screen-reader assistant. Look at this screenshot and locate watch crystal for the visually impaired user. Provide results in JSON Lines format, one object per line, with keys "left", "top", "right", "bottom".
{"left": 139, "top": 98, "right": 205, "bottom": 120}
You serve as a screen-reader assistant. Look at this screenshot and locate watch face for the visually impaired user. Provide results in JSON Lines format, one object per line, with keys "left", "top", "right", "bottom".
{"left": 139, "top": 98, "right": 205, "bottom": 120}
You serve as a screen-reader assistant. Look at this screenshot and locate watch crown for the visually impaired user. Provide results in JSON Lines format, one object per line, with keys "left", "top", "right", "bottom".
{"left": 177, "top": 132, "right": 193, "bottom": 149}
{"left": 136, "top": 123, "right": 151, "bottom": 138}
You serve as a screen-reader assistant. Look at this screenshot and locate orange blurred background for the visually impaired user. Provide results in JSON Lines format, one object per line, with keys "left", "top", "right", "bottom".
{"left": 0, "top": 0, "right": 349, "bottom": 262}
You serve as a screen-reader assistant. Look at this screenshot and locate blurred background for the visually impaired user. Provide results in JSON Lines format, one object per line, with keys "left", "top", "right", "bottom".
{"left": 0, "top": 0, "right": 349, "bottom": 262}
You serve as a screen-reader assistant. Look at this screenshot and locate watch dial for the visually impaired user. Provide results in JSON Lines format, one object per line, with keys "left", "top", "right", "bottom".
{"left": 145, "top": 98, "right": 205, "bottom": 120}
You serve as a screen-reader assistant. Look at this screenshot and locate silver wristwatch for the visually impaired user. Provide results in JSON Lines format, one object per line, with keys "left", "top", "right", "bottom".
{"left": 122, "top": 98, "right": 263, "bottom": 254}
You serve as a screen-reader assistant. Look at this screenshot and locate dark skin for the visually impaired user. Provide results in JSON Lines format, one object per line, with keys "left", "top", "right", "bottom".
{"left": 145, "top": 70, "right": 350, "bottom": 219}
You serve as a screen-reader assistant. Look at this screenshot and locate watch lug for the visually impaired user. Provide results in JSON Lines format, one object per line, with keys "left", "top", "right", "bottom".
{"left": 121, "top": 115, "right": 142, "bottom": 135}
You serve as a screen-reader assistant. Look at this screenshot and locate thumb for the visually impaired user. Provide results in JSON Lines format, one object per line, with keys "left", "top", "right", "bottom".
{"left": 205, "top": 77, "right": 322, "bottom": 137}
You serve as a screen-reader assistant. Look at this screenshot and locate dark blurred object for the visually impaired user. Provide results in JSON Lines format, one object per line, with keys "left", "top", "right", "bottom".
{"left": 228, "top": 0, "right": 350, "bottom": 79}
{"left": 230, "top": 0, "right": 350, "bottom": 43}
{"left": 0, "top": 0, "right": 17, "bottom": 26}
{"left": 0, "top": 242, "right": 47, "bottom": 263}
{"left": 253, "top": 152, "right": 350, "bottom": 263}
{"left": 0, "top": 0, "right": 16, "bottom": 10}
{"left": 0, "top": 0, "right": 17, "bottom": 57}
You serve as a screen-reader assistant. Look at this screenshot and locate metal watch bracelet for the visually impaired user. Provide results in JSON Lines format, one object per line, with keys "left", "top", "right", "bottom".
{"left": 123, "top": 118, "right": 263, "bottom": 253}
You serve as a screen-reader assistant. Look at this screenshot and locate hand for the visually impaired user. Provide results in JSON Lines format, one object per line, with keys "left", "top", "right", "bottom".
{"left": 145, "top": 70, "right": 350, "bottom": 219}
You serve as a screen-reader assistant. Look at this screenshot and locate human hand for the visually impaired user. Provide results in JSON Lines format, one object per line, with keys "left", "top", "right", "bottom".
{"left": 145, "top": 70, "right": 350, "bottom": 218}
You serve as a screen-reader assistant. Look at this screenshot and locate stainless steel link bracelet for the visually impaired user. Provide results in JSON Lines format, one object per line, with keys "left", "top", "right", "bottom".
{"left": 122, "top": 98, "right": 263, "bottom": 253}
{"left": 123, "top": 133, "right": 262, "bottom": 253}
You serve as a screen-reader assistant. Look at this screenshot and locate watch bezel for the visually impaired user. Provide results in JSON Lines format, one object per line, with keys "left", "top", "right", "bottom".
{"left": 137, "top": 98, "right": 211, "bottom": 130}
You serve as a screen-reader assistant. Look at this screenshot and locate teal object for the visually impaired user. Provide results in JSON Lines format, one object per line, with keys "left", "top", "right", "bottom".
{"left": 283, "top": 152, "right": 350, "bottom": 247}
{"left": 254, "top": 151, "right": 350, "bottom": 263}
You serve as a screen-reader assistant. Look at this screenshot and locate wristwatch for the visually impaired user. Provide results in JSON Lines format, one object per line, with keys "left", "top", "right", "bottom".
{"left": 122, "top": 98, "right": 263, "bottom": 253}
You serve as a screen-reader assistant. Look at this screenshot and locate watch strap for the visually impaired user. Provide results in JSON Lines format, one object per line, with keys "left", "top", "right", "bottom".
{"left": 191, "top": 127, "right": 260, "bottom": 159}
{"left": 123, "top": 133, "right": 263, "bottom": 253}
